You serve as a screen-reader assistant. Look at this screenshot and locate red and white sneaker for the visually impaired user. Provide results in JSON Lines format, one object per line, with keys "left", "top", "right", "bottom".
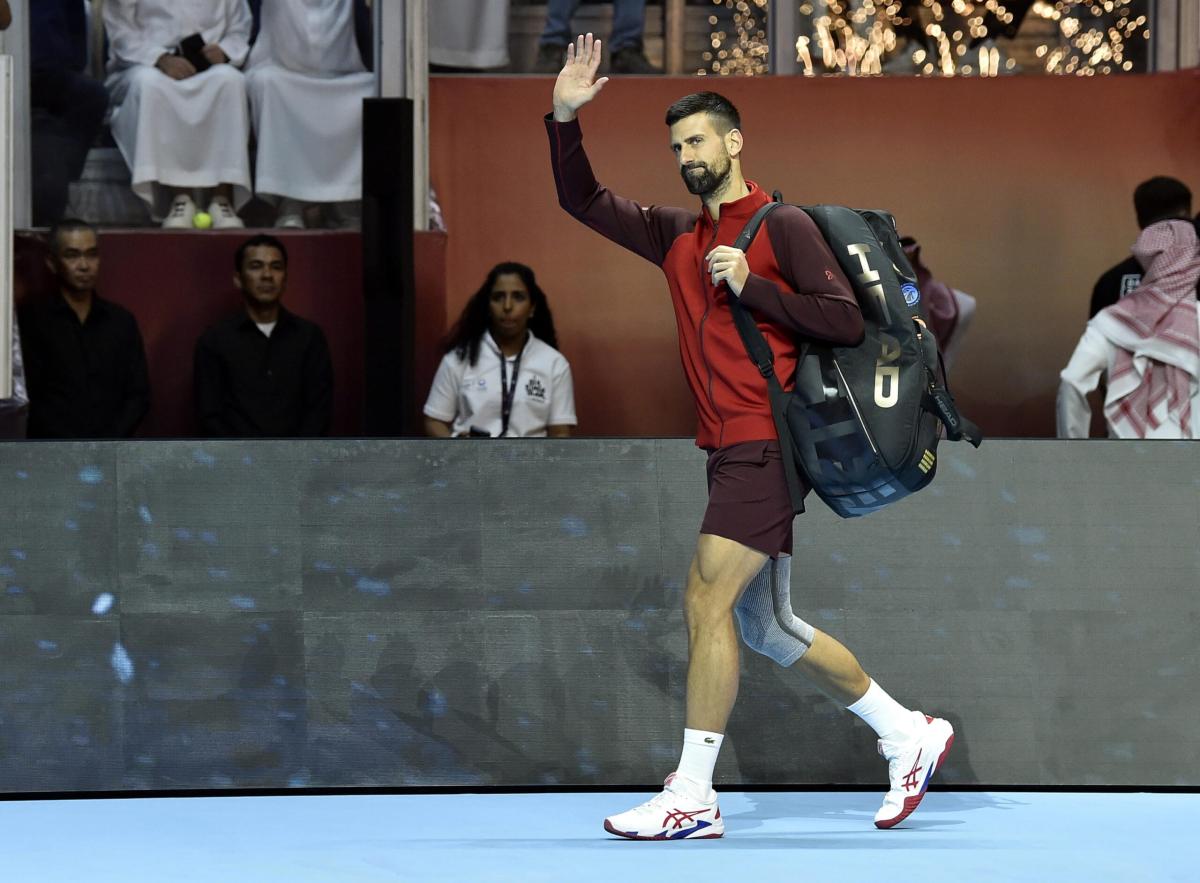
{"left": 603, "top": 773, "right": 724, "bottom": 840}
{"left": 874, "top": 711, "right": 954, "bottom": 829}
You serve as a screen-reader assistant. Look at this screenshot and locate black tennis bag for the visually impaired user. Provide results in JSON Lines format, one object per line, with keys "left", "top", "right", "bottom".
{"left": 730, "top": 194, "right": 982, "bottom": 519}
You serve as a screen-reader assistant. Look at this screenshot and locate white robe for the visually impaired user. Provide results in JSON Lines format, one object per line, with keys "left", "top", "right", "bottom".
{"left": 1057, "top": 304, "right": 1200, "bottom": 439}
{"left": 103, "top": 0, "right": 254, "bottom": 216}
{"left": 246, "top": 0, "right": 375, "bottom": 204}
{"left": 429, "top": 0, "right": 510, "bottom": 69}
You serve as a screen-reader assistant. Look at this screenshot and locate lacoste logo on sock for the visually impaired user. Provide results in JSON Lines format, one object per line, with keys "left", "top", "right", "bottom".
{"left": 704, "top": 737, "right": 715, "bottom": 744}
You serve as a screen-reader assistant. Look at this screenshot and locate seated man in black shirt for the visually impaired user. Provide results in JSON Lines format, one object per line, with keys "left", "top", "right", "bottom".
{"left": 1090, "top": 177, "right": 1192, "bottom": 318}
{"left": 194, "top": 234, "right": 333, "bottom": 437}
{"left": 18, "top": 220, "right": 150, "bottom": 438}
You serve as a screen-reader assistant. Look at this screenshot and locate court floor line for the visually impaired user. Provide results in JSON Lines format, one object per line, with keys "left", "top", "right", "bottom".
{"left": 1, "top": 791, "right": 1195, "bottom": 882}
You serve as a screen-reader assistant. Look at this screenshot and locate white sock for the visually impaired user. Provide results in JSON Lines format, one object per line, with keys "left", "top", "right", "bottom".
{"left": 675, "top": 728, "right": 723, "bottom": 795}
{"left": 846, "top": 679, "right": 915, "bottom": 743}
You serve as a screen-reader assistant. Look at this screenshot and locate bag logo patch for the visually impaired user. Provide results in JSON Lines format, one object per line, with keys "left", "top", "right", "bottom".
{"left": 901, "top": 283, "right": 920, "bottom": 306}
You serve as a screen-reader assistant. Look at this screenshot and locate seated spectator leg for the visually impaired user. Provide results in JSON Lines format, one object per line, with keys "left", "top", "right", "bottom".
{"left": 30, "top": 69, "right": 108, "bottom": 225}
{"left": 541, "top": 0, "right": 582, "bottom": 47}
{"left": 248, "top": 64, "right": 372, "bottom": 228}
{"left": 34, "top": 70, "right": 108, "bottom": 181}
{"left": 31, "top": 112, "right": 72, "bottom": 226}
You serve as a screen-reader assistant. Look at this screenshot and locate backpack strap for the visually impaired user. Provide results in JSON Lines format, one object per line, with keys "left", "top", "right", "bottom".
{"left": 727, "top": 200, "right": 808, "bottom": 514}
{"left": 926, "top": 351, "right": 983, "bottom": 447}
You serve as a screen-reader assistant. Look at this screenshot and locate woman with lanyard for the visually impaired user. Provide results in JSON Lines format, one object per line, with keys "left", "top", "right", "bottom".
{"left": 424, "top": 262, "right": 577, "bottom": 438}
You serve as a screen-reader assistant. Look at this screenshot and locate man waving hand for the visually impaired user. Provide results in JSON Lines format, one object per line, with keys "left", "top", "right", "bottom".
{"left": 546, "top": 34, "right": 956, "bottom": 839}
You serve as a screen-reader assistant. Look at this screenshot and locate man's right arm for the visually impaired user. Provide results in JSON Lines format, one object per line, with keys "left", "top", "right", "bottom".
{"left": 546, "top": 118, "right": 690, "bottom": 267}
{"left": 547, "top": 33, "right": 690, "bottom": 267}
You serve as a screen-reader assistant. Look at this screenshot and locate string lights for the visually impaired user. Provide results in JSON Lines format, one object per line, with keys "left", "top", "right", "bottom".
{"left": 701, "top": 0, "right": 772, "bottom": 76}
{"left": 700, "top": 0, "right": 1149, "bottom": 76}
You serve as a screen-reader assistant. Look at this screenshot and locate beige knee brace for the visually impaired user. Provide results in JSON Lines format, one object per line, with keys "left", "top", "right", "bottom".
{"left": 734, "top": 554, "right": 815, "bottom": 666}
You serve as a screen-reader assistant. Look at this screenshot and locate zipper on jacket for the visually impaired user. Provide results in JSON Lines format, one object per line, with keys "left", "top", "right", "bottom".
{"left": 697, "top": 221, "right": 722, "bottom": 439}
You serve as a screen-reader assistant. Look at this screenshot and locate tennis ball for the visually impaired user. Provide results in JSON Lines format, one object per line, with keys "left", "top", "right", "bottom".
{"left": 193, "top": 211, "right": 213, "bottom": 229}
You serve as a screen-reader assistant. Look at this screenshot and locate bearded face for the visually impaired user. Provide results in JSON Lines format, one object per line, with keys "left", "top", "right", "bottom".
{"left": 680, "top": 147, "right": 733, "bottom": 197}
{"left": 670, "top": 112, "right": 739, "bottom": 201}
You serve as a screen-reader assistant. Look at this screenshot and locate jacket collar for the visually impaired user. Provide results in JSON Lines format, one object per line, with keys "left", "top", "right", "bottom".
{"left": 699, "top": 180, "right": 770, "bottom": 231}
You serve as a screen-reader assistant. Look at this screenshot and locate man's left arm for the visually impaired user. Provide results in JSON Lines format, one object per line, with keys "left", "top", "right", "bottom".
{"left": 298, "top": 327, "right": 333, "bottom": 437}
{"left": 710, "top": 207, "right": 864, "bottom": 346}
{"left": 115, "top": 315, "right": 151, "bottom": 437}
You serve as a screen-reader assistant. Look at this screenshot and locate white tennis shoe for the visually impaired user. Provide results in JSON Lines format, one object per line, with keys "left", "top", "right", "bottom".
{"left": 874, "top": 711, "right": 955, "bottom": 829}
{"left": 603, "top": 773, "right": 724, "bottom": 840}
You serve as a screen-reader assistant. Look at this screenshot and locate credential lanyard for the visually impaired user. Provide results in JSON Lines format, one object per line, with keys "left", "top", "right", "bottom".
{"left": 498, "top": 339, "right": 526, "bottom": 438}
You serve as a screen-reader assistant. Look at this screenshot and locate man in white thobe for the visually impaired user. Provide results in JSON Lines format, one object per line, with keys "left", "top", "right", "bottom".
{"left": 1057, "top": 219, "right": 1200, "bottom": 439}
{"left": 103, "top": 0, "right": 253, "bottom": 229}
{"left": 246, "top": 0, "right": 375, "bottom": 229}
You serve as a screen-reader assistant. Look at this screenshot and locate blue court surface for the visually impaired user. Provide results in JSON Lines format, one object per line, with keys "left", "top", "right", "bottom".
{"left": 2, "top": 790, "right": 1195, "bottom": 882}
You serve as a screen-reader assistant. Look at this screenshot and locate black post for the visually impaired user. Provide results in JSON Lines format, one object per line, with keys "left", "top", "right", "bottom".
{"left": 362, "top": 97, "right": 415, "bottom": 436}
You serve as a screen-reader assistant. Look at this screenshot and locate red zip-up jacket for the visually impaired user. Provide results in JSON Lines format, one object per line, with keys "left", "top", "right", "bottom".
{"left": 546, "top": 116, "right": 864, "bottom": 449}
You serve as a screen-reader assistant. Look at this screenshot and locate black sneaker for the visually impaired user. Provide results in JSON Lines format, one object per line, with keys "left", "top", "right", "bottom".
{"left": 533, "top": 43, "right": 566, "bottom": 74}
{"left": 609, "top": 46, "right": 661, "bottom": 75}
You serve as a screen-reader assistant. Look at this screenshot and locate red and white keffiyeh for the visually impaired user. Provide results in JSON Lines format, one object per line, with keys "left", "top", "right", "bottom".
{"left": 1091, "top": 220, "right": 1200, "bottom": 438}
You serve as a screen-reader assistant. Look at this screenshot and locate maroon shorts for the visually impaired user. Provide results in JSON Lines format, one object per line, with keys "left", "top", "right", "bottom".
{"left": 699, "top": 440, "right": 801, "bottom": 557}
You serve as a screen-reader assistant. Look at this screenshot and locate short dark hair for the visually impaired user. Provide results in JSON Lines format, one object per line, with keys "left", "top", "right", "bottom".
{"left": 47, "top": 218, "right": 97, "bottom": 254}
{"left": 1133, "top": 177, "right": 1192, "bottom": 229}
{"left": 234, "top": 234, "right": 289, "bottom": 272}
{"left": 665, "top": 92, "right": 741, "bottom": 134}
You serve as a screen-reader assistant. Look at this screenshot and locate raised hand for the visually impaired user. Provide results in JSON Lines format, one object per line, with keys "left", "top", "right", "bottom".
{"left": 552, "top": 33, "right": 610, "bottom": 123}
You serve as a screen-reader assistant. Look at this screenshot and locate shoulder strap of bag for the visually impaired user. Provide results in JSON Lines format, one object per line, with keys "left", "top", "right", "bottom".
{"left": 727, "top": 199, "right": 808, "bottom": 513}
{"left": 926, "top": 350, "right": 983, "bottom": 447}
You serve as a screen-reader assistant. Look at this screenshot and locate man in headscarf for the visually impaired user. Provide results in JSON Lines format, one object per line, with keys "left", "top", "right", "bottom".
{"left": 1089, "top": 178, "right": 1192, "bottom": 318}
{"left": 103, "top": 0, "right": 253, "bottom": 228}
{"left": 245, "top": 0, "right": 375, "bottom": 229}
{"left": 1058, "top": 219, "right": 1200, "bottom": 438}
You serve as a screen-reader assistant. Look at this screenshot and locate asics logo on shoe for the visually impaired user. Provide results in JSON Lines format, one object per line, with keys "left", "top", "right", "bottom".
{"left": 901, "top": 751, "right": 924, "bottom": 791}
{"left": 662, "top": 808, "right": 708, "bottom": 830}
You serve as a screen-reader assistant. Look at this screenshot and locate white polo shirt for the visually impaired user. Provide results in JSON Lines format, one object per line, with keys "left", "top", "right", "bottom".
{"left": 423, "top": 331, "right": 577, "bottom": 437}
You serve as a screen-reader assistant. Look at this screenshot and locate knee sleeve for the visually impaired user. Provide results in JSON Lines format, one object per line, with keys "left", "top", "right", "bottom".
{"left": 734, "top": 554, "right": 816, "bottom": 667}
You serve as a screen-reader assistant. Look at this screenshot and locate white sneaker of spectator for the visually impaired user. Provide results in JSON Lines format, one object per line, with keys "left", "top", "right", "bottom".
{"left": 162, "top": 193, "right": 196, "bottom": 229}
{"left": 207, "top": 195, "right": 245, "bottom": 229}
{"left": 275, "top": 198, "right": 307, "bottom": 229}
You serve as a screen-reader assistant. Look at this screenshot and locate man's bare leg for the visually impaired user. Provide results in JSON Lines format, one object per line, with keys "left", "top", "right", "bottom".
{"left": 683, "top": 533, "right": 769, "bottom": 733}
{"left": 731, "top": 554, "right": 954, "bottom": 829}
{"left": 794, "top": 630, "right": 871, "bottom": 706}
{"left": 602, "top": 533, "right": 764, "bottom": 839}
